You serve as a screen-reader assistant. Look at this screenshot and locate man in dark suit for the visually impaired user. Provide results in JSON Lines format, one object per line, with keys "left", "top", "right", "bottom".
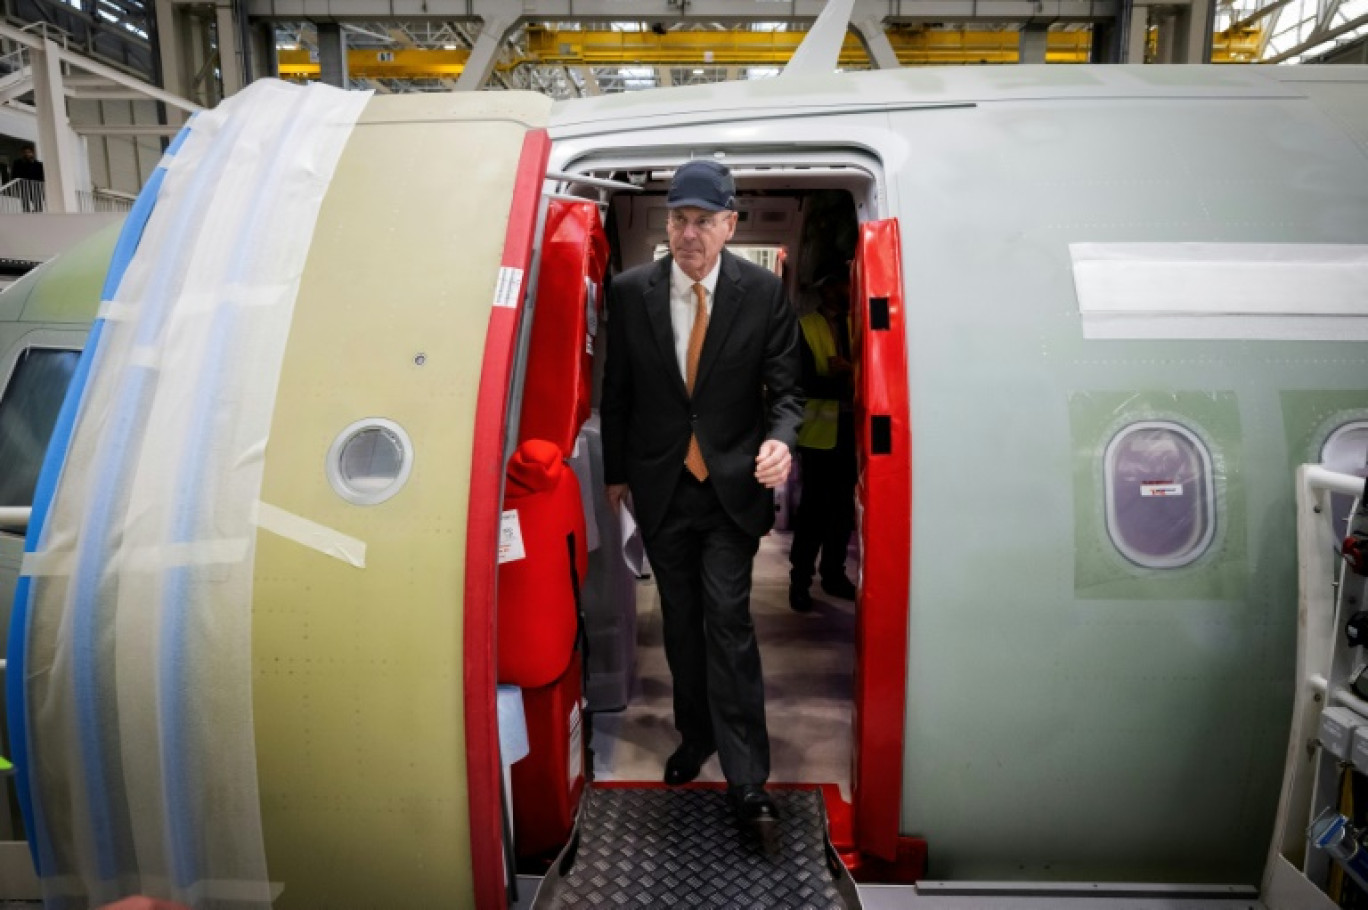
{"left": 602, "top": 160, "right": 803, "bottom": 838}
{"left": 12, "top": 144, "right": 44, "bottom": 212}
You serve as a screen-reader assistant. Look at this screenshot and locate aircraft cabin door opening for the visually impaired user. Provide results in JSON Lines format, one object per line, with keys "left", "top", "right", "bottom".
{"left": 497, "top": 151, "right": 911, "bottom": 873}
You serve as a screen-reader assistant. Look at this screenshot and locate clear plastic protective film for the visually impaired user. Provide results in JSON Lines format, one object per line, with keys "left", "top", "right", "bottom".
{"left": 1069, "top": 391, "right": 1243, "bottom": 602}
{"left": 19, "top": 80, "right": 370, "bottom": 907}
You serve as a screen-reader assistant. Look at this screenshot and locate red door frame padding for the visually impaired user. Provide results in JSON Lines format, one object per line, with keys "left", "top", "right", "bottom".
{"left": 518, "top": 199, "right": 609, "bottom": 456}
{"left": 463, "top": 128, "right": 551, "bottom": 910}
{"left": 851, "top": 218, "right": 913, "bottom": 863}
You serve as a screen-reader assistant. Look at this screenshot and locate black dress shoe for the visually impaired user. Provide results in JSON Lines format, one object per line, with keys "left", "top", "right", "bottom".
{"left": 729, "top": 784, "right": 780, "bottom": 854}
{"left": 820, "top": 574, "right": 858, "bottom": 600}
{"left": 664, "top": 742, "right": 714, "bottom": 786}
{"left": 788, "top": 583, "right": 813, "bottom": 613}
{"left": 728, "top": 784, "right": 779, "bottom": 821}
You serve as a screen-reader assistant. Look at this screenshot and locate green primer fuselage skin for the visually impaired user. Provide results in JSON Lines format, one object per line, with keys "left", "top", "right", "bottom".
{"left": 3, "top": 64, "right": 1368, "bottom": 896}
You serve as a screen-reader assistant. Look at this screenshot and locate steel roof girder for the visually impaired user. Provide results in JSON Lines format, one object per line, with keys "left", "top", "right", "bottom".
{"left": 886, "top": 0, "right": 1120, "bottom": 23}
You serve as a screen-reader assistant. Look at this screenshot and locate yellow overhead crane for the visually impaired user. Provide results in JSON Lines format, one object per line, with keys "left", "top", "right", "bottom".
{"left": 275, "top": 24, "right": 1265, "bottom": 82}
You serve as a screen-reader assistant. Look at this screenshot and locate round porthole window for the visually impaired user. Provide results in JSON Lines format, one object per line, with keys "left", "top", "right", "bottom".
{"left": 326, "top": 418, "right": 414, "bottom": 506}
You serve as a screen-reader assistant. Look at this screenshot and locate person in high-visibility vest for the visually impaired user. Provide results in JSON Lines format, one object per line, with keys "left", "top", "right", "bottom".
{"left": 789, "top": 266, "right": 857, "bottom": 612}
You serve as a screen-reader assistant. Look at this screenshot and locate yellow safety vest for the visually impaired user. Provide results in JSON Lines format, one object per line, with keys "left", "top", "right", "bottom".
{"left": 797, "top": 312, "right": 845, "bottom": 451}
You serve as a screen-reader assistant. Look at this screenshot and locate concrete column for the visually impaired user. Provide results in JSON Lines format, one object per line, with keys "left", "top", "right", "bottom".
{"left": 190, "top": 11, "right": 221, "bottom": 106}
{"left": 155, "top": 0, "right": 189, "bottom": 125}
{"left": 1126, "top": 5, "right": 1150, "bottom": 62}
{"left": 1019, "top": 24, "right": 1049, "bottom": 63}
{"left": 1172, "top": 0, "right": 1214, "bottom": 62}
{"left": 579, "top": 66, "right": 600, "bottom": 95}
{"left": 317, "top": 22, "right": 348, "bottom": 88}
{"left": 247, "top": 20, "right": 278, "bottom": 82}
{"left": 31, "top": 39, "right": 80, "bottom": 213}
{"left": 215, "top": 1, "right": 245, "bottom": 97}
{"left": 1152, "top": 10, "right": 1177, "bottom": 63}
{"left": 852, "top": 16, "right": 901, "bottom": 68}
{"left": 455, "top": 13, "right": 518, "bottom": 90}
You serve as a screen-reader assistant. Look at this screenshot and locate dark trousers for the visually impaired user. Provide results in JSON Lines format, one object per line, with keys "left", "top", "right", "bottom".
{"left": 789, "top": 439, "right": 856, "bottom": 587}
{"left": 642, "top": 474, "right": 769, "bottom": 787}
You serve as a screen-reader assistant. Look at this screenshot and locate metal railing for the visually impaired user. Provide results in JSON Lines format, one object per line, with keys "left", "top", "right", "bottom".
{"left": 0, "top": 43, "right": 27, "bottom": 77}
{"left": 1262, "top": 464, "right": 1368, "bottom": 907}
{"left": 0, "top": 506, "right": 29, "bottom": 531}
{"left": 0, "top": 179, "right": 136, "bottom": 213}
{"left": 77, "top": 188, "right": 136, "bottom": 213}
{"left": 0, "top": 178, "right": 44, "bottom": 212}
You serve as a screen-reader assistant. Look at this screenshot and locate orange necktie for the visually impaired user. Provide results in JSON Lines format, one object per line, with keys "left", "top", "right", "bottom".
{"left": 684, "top": 282, "right": 709, "bottom": 480}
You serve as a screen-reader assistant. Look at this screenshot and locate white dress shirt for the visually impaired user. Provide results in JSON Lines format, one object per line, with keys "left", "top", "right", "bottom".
{"left": 669, "top": 257, "right": 721, "bottom": 382}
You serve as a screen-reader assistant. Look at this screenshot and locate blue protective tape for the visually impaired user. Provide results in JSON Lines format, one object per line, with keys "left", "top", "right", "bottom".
{"left": 6, "top": 123, "right": 192, "bottom": 877}
{"left": 64, "top": 111, "right": 245, "bottom": 884}
{"left": 159, "top": 92, "right": 313, "bottom": 889}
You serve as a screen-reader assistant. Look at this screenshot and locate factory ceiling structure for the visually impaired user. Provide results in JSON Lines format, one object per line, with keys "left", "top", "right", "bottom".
{"left": 1, "top": 0, "right": 1364, "bottom": 112}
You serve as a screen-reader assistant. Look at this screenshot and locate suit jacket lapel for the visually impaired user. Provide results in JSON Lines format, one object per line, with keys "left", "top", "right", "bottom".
{"left": 693, "top": 250, "right": 742, "bottom": 396}
{"left": 645, "top": 256, "right": 689, "bottom": 402}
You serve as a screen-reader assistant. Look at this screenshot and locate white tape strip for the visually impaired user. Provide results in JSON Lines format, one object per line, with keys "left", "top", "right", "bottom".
{"left": 254, "top": 502, "right": 366, "bottom": 569}
{"left": 98, "top": 300, "right": 139, "bottom": 323}
{"left": 1071, "top": 242, "right": 1368, "bottom": 341}
{"left": 128, "top": 347, "right": 161, "bottom": 370}
{"left": 20, "top": 548, "right": 75, "bottom": 578}
{"left": 22, "top": 538, "right": 252, "bottom": 576}
{"left": 122, "top": 538, "right": 252, "bottom": 572}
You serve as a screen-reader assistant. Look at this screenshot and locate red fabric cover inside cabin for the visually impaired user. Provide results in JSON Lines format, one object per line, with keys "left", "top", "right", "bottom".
{"left": 497, "top": 439, "right": 589, "bottom": 689}
{"left": 518, "top": 199, "right": 609, "bottom": 456}
{"left": 512, "top": 651, "right": 586, "bottom": 859}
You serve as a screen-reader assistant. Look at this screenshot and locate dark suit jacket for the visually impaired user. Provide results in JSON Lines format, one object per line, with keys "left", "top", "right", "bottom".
{"left": 11, "top": 158, "right": 43, "bottom": 182}
{"left": 602, "top": 249, "right": 804, "bottom": 539}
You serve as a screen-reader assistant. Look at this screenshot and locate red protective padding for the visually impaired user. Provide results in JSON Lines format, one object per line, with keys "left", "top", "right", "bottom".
{"left": 497, "top": 439, "right": 589, "bottom": 689}
{"left": 512, "top": 652, "right": 586, "bottom": 859}
{"left": 519, "top": 199, "right": 609, "bottom": 456}
{"left": 850, "top": 219, "right": 912, "bottom": 863}
{"left": 463, "top": 128, "right": 550, "bottom": 910}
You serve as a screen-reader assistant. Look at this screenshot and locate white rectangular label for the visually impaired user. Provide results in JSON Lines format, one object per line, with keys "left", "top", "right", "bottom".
{"left": 493, "top": 266, "right": 524, "bottom": 309}
{"left": 498, "top": 510, "right": 526, "bottom": 564}
{"left": 1140, "top": 482, "right": 1183, "bottom": 498}
{"left": 567, "top": 701, "right": 583, "bottom": 790}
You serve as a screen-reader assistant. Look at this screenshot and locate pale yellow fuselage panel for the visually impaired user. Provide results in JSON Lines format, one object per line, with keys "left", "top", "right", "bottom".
{"left": 251, "top": 91, "right": 550, "bottom": 908}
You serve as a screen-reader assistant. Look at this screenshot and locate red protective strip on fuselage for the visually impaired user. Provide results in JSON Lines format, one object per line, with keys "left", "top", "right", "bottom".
{"left": 463, "top": 128, "right": 551, "bottom": 910}
{"left": 852, "top": 218, "right": 912, "bottom": 862}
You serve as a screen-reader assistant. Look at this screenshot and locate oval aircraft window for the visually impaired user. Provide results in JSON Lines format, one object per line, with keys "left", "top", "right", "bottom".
{"left": 327, "top": 419, "right": 414, "bottom": 506}
{"left": 1103, "top": 421, "right": 1215, "bottom": 569}
{"left": 1320, "top": 421, "right": 1368, "bottom": 536}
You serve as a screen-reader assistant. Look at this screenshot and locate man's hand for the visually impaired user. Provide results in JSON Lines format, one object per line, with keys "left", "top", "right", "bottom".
{"left": 754, "top": 440, "right": 792, "bottom": 489}
{"left": 606, "top": 483, "right": 630, "bottom": 513}
{"left": 827, "top": 355, "right": 853, "bottom": 376}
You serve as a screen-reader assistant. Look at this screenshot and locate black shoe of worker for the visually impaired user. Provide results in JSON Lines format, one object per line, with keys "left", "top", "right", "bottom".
{"left": 789, "top": 582, "right": 813, "bottom": 613}
{"left": 664, "top": 742, "right": 714, "bottom": 786}
{"left": 820, "top": 574, "right": 858, "bottom": 600}
{"left": 729, "top": 784, "right": 781, "bottom": 853}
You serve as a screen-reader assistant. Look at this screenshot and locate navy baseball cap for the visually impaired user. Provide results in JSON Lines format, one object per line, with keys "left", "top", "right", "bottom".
{"left": 667, "top": 160, "right": 736, "bottom": 212}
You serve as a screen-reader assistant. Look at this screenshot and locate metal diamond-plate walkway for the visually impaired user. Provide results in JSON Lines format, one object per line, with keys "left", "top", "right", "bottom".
{"left": 532, "top": 786, "right": 861, "bottom": 909}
